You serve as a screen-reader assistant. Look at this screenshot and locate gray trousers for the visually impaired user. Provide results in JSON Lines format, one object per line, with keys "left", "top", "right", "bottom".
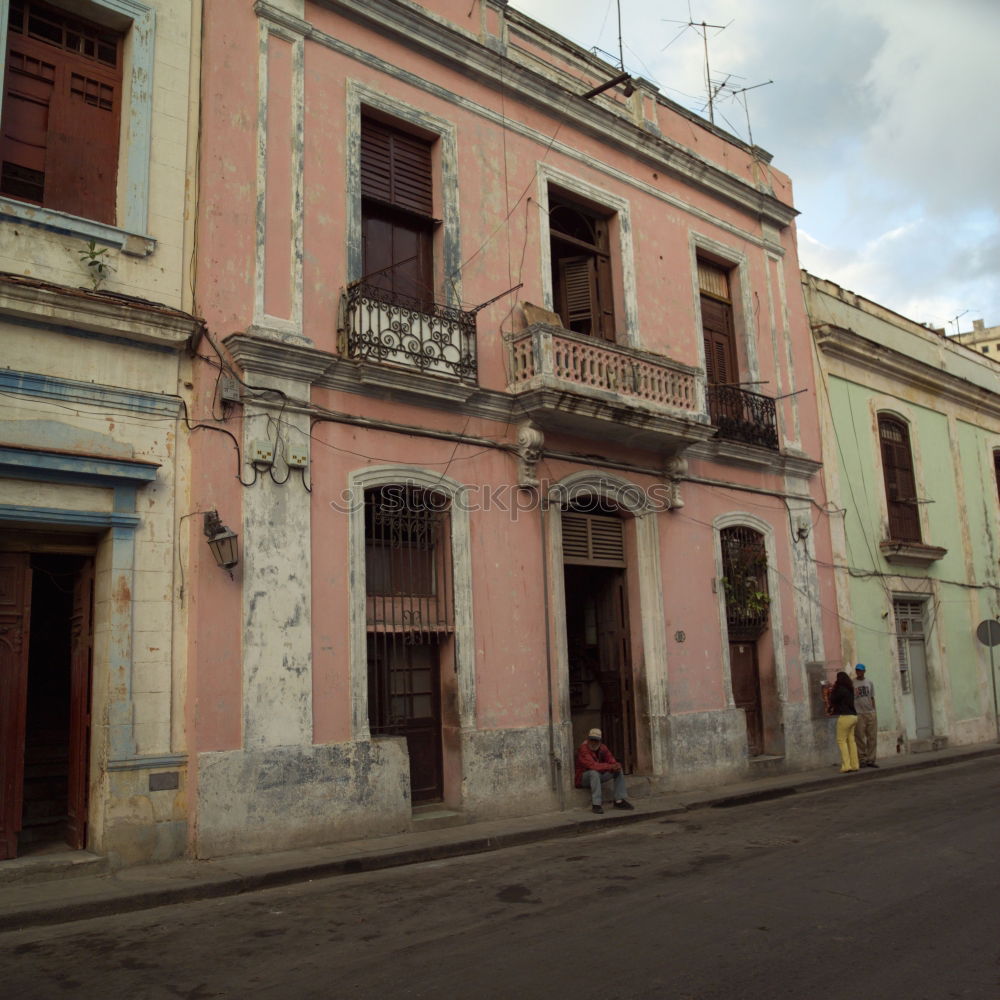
{"left": 580, "top": 769, "right": 628, "bottom": 805}
{"left": 855, "top": 713, "right": 878, "bottom": 764}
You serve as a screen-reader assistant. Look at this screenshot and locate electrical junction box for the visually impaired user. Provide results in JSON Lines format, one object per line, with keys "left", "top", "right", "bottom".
{"left": 219, "top": 376, "right": 242, "bottom": 403}
{"left": 250, "top": 439, "right": 274, "bottom": 467}
{"left": 287, "top": 447, "right": 309, "bottom": 470}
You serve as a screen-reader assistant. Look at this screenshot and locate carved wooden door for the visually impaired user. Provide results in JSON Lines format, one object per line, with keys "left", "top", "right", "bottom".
{"left": 66, "top": 560, "right": 93, "bottom": 850}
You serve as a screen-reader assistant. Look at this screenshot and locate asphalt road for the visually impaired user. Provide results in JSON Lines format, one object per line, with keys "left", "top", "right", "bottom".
{"left": 2, "top": 757, "right": 998, "bottom": 999}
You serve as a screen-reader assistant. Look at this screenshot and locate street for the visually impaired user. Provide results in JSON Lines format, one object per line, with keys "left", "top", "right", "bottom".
{"left": 2, "top": 757, "right": 998, "bottom": 999}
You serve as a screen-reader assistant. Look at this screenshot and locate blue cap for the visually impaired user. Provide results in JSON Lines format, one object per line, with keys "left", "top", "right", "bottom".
{"left": 855, "top": 663, "right": 866, "bottom": 672}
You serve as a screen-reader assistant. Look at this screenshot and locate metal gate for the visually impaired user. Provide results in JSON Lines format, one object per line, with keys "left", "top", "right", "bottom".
{"left": 365, "top": 486, "right": 453, "bottom": 802}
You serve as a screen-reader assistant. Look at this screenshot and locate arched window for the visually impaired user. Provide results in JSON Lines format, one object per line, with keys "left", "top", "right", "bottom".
{"left": 878, "top": 415, "right": 921, "bottom": 542}
{"left": 720, "top": 525, "right": 770, "bottom": 639}
{"left": 364, "top": 485, "right": 453, "bottom": 801}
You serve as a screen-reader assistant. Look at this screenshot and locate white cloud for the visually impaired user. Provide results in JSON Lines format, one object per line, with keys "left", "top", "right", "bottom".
{"left": 512, "top": 0, "right": 1000, "bottom": 327}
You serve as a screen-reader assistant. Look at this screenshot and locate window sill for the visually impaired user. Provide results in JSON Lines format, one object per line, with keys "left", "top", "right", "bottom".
{"left": 880, "top": 540, "right": 947, "bottom": 566}
{"left": 0, "top": 197, "right": 155, "bottom": 257}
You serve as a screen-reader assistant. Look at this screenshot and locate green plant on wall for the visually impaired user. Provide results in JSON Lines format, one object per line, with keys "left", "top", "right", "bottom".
{"left": 720, "top": 525, "right": 771, "bottom": 628}
{"left": 722, "top": 577, "right": 771, "bottom": 618}
{"left": 77, "top": 240, "right": 116, "bottom": 290}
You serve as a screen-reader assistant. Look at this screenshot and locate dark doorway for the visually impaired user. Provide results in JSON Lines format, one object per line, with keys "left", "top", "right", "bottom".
{"left": 0, "top": 552, "right": 92, "bottom": 859}
{"left": 564, "top": 565, "right": 636, "bottom": 773}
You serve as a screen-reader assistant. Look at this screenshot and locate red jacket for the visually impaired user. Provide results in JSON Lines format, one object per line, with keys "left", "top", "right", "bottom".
{"left": 574, "top": 740, "right": 621, "bottom": 787}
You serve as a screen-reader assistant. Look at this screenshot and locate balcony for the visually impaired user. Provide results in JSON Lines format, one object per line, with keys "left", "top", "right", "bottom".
{"left": 508, "top": 323, "right": 713, "bottom": 452}
{"left": 342, "top": 282, "right": 477, "bottom": 385}
{"left": 706, "top": 384, "right": 779, "bottom": 451}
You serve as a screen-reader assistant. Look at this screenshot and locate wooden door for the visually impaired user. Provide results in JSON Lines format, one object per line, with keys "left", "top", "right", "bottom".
{"left": 730, "top": 641, "right": 763, "bottom": 756}
{"left": 0, "top": 553, "right": 32, "bottom": 860}
{"left": 66, "top": 560, "right": 93, "bottom": 849}
{"left": 597, "top": 573, "right": 636, "bottom": 773}
{"left": 701, "top": 295, "right": 738, "bottom": 385}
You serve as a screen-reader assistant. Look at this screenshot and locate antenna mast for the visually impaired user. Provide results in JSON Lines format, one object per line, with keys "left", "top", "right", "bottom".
{"left": 662, "top": 11, "right": 729, "bottom": 125}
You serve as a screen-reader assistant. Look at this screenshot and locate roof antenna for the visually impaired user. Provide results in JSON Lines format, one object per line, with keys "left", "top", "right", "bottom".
{"left": 663, "top": 6, "right": 731, "bottom": 125}
{"left": 583, "top": 0, "right": 635, "bottom": 101}
{"left": 616, "top": 0, "right": 625, "bottom": 72}
{"left": 728, "top": 80, "right": 773, "bottom": 147}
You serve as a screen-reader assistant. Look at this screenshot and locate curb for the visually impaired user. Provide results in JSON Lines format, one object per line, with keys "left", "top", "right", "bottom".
{"left": 2, "top": 745, "right": 997, "bottom": 933}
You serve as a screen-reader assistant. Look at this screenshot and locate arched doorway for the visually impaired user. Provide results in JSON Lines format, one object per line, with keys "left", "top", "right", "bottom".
{"left": 720, "top": 525, "right": 771, "bottom": 756}
{"left": 561, "top": 496, "right": 637, "bottom": 772}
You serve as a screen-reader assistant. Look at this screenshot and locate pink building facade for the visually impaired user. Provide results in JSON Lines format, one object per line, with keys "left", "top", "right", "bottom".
{"left": 188, "top": 0, "right": 841, "bottom": 857}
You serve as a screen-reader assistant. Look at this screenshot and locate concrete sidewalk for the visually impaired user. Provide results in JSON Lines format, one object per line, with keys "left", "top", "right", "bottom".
{"left": 2, "top": 742, "right": 998, "bottom": 934}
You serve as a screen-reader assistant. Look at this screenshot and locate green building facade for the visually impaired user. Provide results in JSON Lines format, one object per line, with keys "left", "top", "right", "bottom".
{"left": 804, "top": 272, "right": 1000, "bottom": 754}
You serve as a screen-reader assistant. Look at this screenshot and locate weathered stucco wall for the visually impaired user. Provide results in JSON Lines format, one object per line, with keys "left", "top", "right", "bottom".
{"left": 805, "top": 271, "right": 1000, "bottom": 754}
{"left": 196, "top": 739, "right": 411, "bottom": 858}
{"left": 185, "top": 0, "right": 841, "bottom": 861}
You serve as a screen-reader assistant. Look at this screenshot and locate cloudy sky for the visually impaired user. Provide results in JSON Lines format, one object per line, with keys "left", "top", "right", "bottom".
{"left": 513, "top": 0, "right": 1000, "bottom": 333}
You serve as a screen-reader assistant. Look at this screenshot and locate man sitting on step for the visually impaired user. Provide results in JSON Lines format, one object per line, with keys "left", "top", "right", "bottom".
{"left": 574, "top": 728, "right": 635, "bottom": 814}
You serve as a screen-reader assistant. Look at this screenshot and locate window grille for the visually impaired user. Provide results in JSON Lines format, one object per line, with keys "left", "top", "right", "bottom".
{"left": 893, "top": 598, "right": 924, "bottom": 695}
{"left": 365, "top": 486, "right": 453, "bottom": 740}
{"left": 720, "top": 525, "right": 770, "bottom": 638}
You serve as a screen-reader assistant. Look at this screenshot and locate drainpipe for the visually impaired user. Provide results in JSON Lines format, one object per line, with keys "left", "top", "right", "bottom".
{"left": 538, "top": 497, "right": 563, "bottom": 806}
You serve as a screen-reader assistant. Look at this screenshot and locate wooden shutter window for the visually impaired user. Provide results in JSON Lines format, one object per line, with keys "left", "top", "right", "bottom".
{"left": 361, "top": 118, "right": 433, "bottom": 218}
{"left": 562, "top": 512, "right": 626, "bottom": 567}
{"left": 2, "top": 1, "right": 122, "bottom": 223}
{"left": 701, "top": 295, "right": 737, "bottom": 385}
{"left": 558, "top": 256, "right": 599, "bottom": 333}
{"left": 994, "top": 450, "right": 1000, "bottom": 505}
{"left": 549, "top": 193, "right": 616, "bottom": 341}
{"left": 879, "top": 416, "right": 921, "bottom": 543}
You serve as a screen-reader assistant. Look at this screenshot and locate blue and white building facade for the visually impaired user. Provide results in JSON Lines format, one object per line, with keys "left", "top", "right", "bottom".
{"left": 0, "top": 0, "right": 201, "bottom": 867}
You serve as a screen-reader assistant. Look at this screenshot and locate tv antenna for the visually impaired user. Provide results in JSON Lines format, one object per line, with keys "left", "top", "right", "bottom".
{"left": 725, "top": 80, "right": 773, "bottom": 147}
{"left": 662, "top": 8, "right": 732, "bottom": 125}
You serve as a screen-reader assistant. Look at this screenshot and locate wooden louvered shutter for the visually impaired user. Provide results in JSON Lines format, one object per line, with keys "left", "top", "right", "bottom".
{"left": 360, "top": 117, "right": 434, "bottom": 302}
{"left": 562, "top": 513, "right": 626, "bottom": 567}
{"left": 558, "top": 256, "right": 599, "bottom": 335}
{"left": 879, "top": 417, "right": 921, "bottom": 542}
{"left": 361, "top": 118, "right": 433, "bottom": 217}
{"left": 701, "top": 295, "right": 737, "bottom": 385}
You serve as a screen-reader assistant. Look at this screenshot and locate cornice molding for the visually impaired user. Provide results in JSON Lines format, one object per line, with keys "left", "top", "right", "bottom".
{"left": 689, "top": 439, "right": 822, "bottom": 480}
{"left": 815, "top": 324, "right": 1000, "bottom": 421}
{"left": 0, "top": 274, "right": 200, "bottom": 349}
{"left": 262, "top": 0, "right": 796, "bottom": 230}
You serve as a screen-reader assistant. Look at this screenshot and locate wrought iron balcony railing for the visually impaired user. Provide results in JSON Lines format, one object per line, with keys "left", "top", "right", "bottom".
{"left": 706, "top": 384, "right": 779, "bottom": 450}
{"left": 342, "top": 282, "right": 477, "bottom": 383}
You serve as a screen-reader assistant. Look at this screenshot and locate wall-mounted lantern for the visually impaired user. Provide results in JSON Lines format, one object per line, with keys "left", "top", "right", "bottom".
{"left": 204, "top": 510, "right": 239, "bottom": 571}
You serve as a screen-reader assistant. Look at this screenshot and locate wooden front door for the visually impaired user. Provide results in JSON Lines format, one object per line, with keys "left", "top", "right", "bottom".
{"left": 730, "top": 641, "right": 763, "bottom": 756}
{"left": 0, "top": 553, "right": 32, "bottom": 860}
{"left": 66, "top": 561, "right": 93, "bottom": 849}
{"left": 596, "top": 573, "right": 636, "bottom": 773}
